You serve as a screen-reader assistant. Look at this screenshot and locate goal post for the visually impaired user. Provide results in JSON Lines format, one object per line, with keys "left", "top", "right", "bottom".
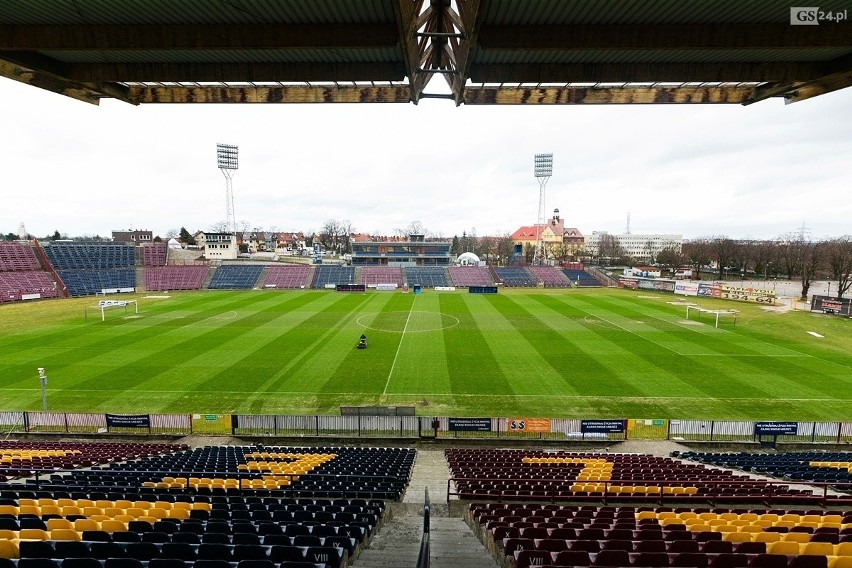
{"left": 686, "top": 306, "right": 738, "bottom": 328}
{"left": 96, "top": 299, "right": 138, "bottom": 322}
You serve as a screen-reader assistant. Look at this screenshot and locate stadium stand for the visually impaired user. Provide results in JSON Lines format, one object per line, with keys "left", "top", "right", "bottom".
{"left": 142, "top": 243, "right": 168, "bottom": 267}
{"left": 207, "top": 265, "right": 264, "bottom": 290}
{"left": 0, "top": 443, "right": 410, "bottom": 567}
{"left": 528, "top": 265, "right": 571, "bottom": 287}
{"left": 144, "top": 266, "right": 210, "bottom": 292}
{"left": 447, "top": 266, "right": 493, "bottom": 287}
{"left": 445, "top": 450, "right": 823, "bottom": 504}
{"left": 470, "top": 502, "right": 852, "bottom": 568}
{"left": 563, "top": 268, "right": 602, "bottom": 287}
{"left": 57, "top": 268, "right": 135, "bottom": 297}
{"left": 403, "top": 266, "right": 449, "bottom": 288}
{"left": 0, "top": 271, "right": 58, "bottom": 302}
{"left": 359, "top": 267, "right": 403, "bottom": 287}
{"left": 44, "top": 242, "right": 135, "bottom": 270}
{"left": 493, "top": 267, "right": 537, "bottom": 287}
{"left": 0, "top": 243, "right": 59, "bottom": 302}
{"left": 311, "top": 266, "right": 356, "bottom": 289}
{"left": 675, "top": 451, "right": 852, "bottom": 485}
{"left": 260, "top": 265, "right": 312, "bottom": 289}
{"left": 0, "top": 242, "right": 40, "bottom": 271}
{"left": 42, "top": 242, "right": 137, "bottom": 297}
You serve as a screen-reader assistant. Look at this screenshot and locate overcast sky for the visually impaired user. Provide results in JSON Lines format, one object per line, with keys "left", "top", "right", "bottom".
{"left": 2, "top": 77, "right": 851, "bottom": 242}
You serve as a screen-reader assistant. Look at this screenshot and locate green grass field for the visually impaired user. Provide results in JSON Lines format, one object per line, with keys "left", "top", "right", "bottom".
{"left": 1, "top": 288, "right": 850, "bottom": 420}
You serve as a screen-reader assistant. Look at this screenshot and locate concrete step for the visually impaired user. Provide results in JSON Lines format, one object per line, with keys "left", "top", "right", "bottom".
{"left": 351, "top": 515, "right": 497, "bottom": 568}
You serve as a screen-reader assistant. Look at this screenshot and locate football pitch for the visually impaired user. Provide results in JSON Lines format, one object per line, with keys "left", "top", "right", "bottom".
{"left": 1, "top": 288, "right": 850, "bottom": 420}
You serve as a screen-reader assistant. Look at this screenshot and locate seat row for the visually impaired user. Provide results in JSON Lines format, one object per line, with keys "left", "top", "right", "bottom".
{"left": 510, "top": 548, "right": 850, "bottom": 568}
{"left": 4, "top": 539, "right": 345, "bottom": 567}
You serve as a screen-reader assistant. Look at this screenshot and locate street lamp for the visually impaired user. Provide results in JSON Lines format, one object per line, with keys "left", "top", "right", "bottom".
{"left": 37, "top": 367, "right": 47, "bottom": 411}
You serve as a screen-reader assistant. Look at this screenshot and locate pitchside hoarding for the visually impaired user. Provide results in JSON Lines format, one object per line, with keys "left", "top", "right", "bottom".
{"left": 448, "top": 418, "right": 492, "bottom": 432}
{"left": 811, "top": 295, "right": 852, "bottom": 316}
{"left": 720, "top": 285, "right": 776, "bottom": 304}
{"left": 754, "top": 421, "right": 798, "bottom": 436}
{"left": 581, "top": 419, "right": 627, "bottom": 433}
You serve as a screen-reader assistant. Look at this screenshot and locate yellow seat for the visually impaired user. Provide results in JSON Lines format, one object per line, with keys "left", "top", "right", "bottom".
{"left": 50, "top": 528, "right": 81, "bottom": 541}
{"left": 678, "top": 512, "right": 698, "bottom": 521}
{"left": 0, "top": 539, "right": 19, "bottom": 559}
{"left": 835, "top": 543, "right": 852, "bottom": 557}
{"left": 73, "top": 519, "right": 100, "bottom": 532}
{"left": 740, "top": 513, "right": 759, "bottom": 522}
{"left": 19, "top": 528, "right": 50, "bottom": 541}
{"left": 0, "top": 505, "right": 17, "bottom": 516}
{"left": 754, "top": 532, "right": 781, "bottom": 543}
{"left": 768, "top": 541, "right": 801, "bottom": 555}
{"left": 782, "top": 532, "right": 811, "bottom": 543}
{"left": 46, "top": 519, "right": 74, "bottom": 531}
{"left": 831, "top": 557, "right": 852, "bottom": 568}
{"left": 100, "top": 520, "right": 127, "bottom": 532}
{"left": 759, "top": 514, "right": 780, "bottom": 522}
{"left": 738, "top": 525, "right": 764, "bottom": 534}
{"left": 723, "top": 532, "right": 752, "bottom": 542}
{"left": 802, "top": 542, "right": 835, "bottom": 556}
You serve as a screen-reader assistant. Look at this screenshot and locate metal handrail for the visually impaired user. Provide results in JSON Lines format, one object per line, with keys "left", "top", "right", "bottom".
{"left": 416, "top": 487, "right": 431, "bottom": 568}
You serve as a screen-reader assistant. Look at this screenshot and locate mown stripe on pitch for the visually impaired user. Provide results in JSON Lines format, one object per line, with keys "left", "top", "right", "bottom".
{"left": 164, "top": 292, "right": 377, "bottom": 413}
{"left": 3, "top": 291, "right": 286, "bottom": 384}
{"left": 438, "top": 294, "right": 514, "bottom": 397}
{"left": 500, "top": 294, "right": 626, "bottom": 397}
{"left": 538, "top": 293, "right": 747, "bottom": 400}
{"left": 526, "top": 294, "right": 651, "bottom": 398}
{"left": 579, "top": 293, "right": 847, "bottom": 400}
{"left": 317, "top": 292, "right": 413, "bottom": 397}
{"left": 378, "top": 293, "right": 453, "bottom": 396}
{"left": 474, "top": 294, "right": 579, "bottom": 397}
{"left": 65, "top": 292, "right": 324, "bottom": 397}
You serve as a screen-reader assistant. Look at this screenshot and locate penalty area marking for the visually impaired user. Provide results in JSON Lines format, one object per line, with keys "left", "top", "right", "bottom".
{"left": 807, "top": 331, "right": 824, "bottom": 338}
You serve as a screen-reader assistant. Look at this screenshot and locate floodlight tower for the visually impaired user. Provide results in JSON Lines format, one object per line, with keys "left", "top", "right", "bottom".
{"left": 216, "top": 143, "right": 239, "bottom": 234}
{"left": 532, "top": 153, "right": 553, "bottom": 265}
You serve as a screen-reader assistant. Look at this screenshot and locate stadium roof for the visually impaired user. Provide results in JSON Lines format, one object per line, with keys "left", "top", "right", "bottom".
{"left": 1, "top": 0, "right": 850, "bottom": 107}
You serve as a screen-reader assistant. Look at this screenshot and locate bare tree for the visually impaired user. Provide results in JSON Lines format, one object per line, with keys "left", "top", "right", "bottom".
{"left": 495, "top": 233, "right": 515, "bottom": 266}
{"left": 709, "top": 235, "right": 737, "bottom": 279}
{"left": 683, "top": 238, "right": 711, "bottom": 280}
{"left": 210, "top": 220, "right": 229, "bottom": 233}
{"left": 395, "top": 220, "right": 429, "bottom": 238}
{"left": 655, "top": 246, "right": 684, "bottom": 275}
{"left": 598, "top": 234, "right": 626, "bottom": 265}
{"left": 826, "top": 236, "right": 852, "bottom": 298}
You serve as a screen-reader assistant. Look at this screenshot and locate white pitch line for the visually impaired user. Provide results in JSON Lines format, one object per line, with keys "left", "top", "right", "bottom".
{"left": 382, "top": 298, "right": 415, "bottom": 396}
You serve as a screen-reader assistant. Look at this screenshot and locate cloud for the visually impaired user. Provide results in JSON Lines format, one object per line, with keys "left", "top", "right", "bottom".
{"left": 2, "top": 77, "right": 851, "bottom": 240}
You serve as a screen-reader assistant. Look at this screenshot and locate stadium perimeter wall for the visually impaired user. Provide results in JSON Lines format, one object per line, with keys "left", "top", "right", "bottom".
{"left": 1, "top": 411, "right": 850, "bottom": 444}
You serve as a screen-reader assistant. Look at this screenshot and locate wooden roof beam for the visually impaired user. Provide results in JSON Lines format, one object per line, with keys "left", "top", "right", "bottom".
{"left": 785, "top": 53, "right": 852, "bottom": 102}
{"left": 463, "top": 85, "right": 756, "bottom": 104}
{"left": 126, "top": 85, "right": 412, "bottom": 104}
{"left": 392, "top": 0, "right": 426, "bottom": 102}
{"left": 471, "top": 61, "right": 826, "bottom": 84}
{"left": 0, "top": 53, "right": 133, "bottom": 104}
{"left": 66, "top": 61, "right": 406, "bottom": 83}
{"left": 478, "top": 23, "right": 852, "bottom": 50}
{"left": 0, "top": 24, "right": 398, "bottom": 50}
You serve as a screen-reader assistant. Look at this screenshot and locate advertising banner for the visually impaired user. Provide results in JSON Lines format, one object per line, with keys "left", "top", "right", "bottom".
{"left": 507, "top": 418, "right": 551, "bottom": 433}
{"left": 448, "top": 418, "right": 492, "bottom": 432}
{"left": 721, "top": 285, "right": 776, "bottom": 304}
{"left": 674, "top": 282, "right": 700, "bottom": 297}
{"left": 754, "top": 421, "right": 798, "bottom": 436}
{"left": 697, "top": 283, "right": 722, "bottom": 298}
{"left": 106, "top": 414, "right": 150, "bottom": 428}
{"left": 811, "top": 295, "right": 852, "bottom": 316}
{"left": 581, "top": 419, "right": 627, "bottom": 433}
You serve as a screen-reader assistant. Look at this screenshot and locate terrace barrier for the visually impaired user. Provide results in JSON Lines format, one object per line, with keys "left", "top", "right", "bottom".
{"left": 446, "top": 477, "right": 852, "bottom": 507}
{"left": 1, "top": 411, "right": 851, "bottom": 443}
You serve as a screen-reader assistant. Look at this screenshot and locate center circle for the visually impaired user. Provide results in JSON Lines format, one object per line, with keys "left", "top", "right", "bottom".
{"left": 355, "top": 310, "right": 460, "bottom": 333}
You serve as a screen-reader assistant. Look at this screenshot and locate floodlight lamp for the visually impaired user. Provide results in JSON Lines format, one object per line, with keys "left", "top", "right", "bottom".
{"left": 534, "top": 153, "right": 553, "bottom": 178}
{"left": 216, "top": 143, "right": 239, "bottom": 170}
{"left": 37, "top": 367, "right": 45, "bottom": 378}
